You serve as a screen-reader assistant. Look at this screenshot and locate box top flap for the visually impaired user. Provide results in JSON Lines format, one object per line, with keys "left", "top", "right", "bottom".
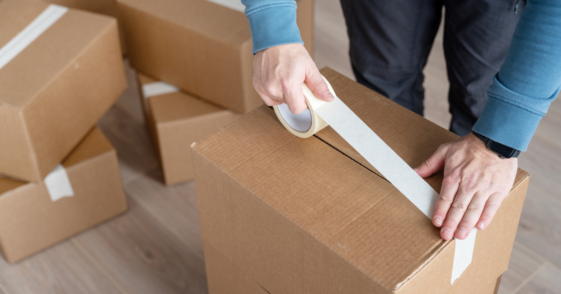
{"left": 118, "top": 0, "right": 251, "bottom": 45}
{"left": 0, "top": 127, "right": 113, "bottom": 194}
{"left": 0, "top": 0, "right": 116, "bottom": 109}
{"left": 192, "top": 68, "right": 529, "bottom": 290}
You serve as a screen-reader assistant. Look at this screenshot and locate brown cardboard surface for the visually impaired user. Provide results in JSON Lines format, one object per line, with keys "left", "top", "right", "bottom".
{"left": 118, "top": 0, "right": 314, "bottom": 113}
{"left": 0, "top": 0, "right": 126, "bottom": 182}
{"left": 37, "top": 0, "right": 128, "bottom": 54}
{"left": 0, "top": 127, "right": 128, "bottom": 263}
{"left": 138, "top": 73, "right": 241, "bottom": 185}
{"left": 205, "top": 243, "right": 269, "bottom": 294}
{"left": 192, "top": 68, "right": 530, "bottom": 293}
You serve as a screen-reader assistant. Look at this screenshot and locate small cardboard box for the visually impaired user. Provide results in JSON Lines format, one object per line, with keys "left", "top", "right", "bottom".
{"left": 118, "top": 0, "right": 314, "bottom": 113}
{"left": 0, "top": 0, "right": 127, "bottom": 182}
{"left": 0, "top": 127, "right": 128, "bottom": 263}
{"left": 40, "top": 0, "right": 128, "bottom": 54}
{"left": 138, "top": 73, "right": 241, "bottom": 185}
{"left": 193, "top": 68, "right": 530, "bottom": 293}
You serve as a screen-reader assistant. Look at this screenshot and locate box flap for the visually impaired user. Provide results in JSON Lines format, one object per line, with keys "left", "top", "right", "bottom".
{"left": 117, "top": 0, "right": 250, "bottom": 45}
{"left": 0, "top": 0, "right": 116, "bottom": 109}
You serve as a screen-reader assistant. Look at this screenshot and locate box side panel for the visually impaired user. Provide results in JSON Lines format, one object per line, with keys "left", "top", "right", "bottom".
{"left": 398, "top": 177, "right": 529, "bottom": 293}
{"left": 204, "top": 244, "right": 270, "bottom": 294}
{"left": 24, "top": 19, "right": 126, "bottom": 179}
{"left": 240, "top": 40, "right": 263, "bottom": 113}
{"left": 0, "top": 148, "right": 127, "bottom": 263}
{"left": 297, "top": 0, "right": 314, "bottom": 56}
{"left": 0, "top": 108, "right": 38, "bottom": 181}
{"left": 157, "top": 112, "right": 240, "bottom": 185}
{"left": 193, "top": 149, "right": 389, "bottom": 294}
{"left": 120, "top": 3, "right": 250, "bottom": 112}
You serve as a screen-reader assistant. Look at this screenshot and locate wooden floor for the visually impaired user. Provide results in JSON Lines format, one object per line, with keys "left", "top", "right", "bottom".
{"left": 1, "top": 1, "right": 560, "bottom": 293}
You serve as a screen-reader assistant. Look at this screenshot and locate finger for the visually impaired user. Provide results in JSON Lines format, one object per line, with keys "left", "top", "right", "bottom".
{"left": 440, "top": 183, "right": 477, "bottom": 240}
{"left": 258, "top": 92, "right": 282, "bottom": 106}
{"left": 415, "top": 144, "right": 448, "bottom": 178}
{"left": 454, "top": 191, "right": 488, "bottom": 239}
{"left": 305, "top": 67, "right": 334, "bottom": 102}
{"left": 283, "top": 79, "right": 308, "bottom": 114}
{"left": 476, "top": 192, "right": 505, "bottom": 230}
{"left": 432, "top": 173, "right": 460, "bottom": 228}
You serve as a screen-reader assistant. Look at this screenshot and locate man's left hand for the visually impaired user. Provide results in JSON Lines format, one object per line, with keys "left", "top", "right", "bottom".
{"left": 414, "top": 133, "right": 518, "bottom": 241}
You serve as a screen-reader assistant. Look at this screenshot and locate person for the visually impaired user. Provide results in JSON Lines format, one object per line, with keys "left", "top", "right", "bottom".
{"left": 240, "top": 0, "right": 561, "bottom": 241}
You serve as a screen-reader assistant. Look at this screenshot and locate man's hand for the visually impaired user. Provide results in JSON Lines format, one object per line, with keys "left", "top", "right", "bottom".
{"left": 415, "top": 133, "right": 518, "bottom": 241}
{"left": 253, "top": 44, "right": 334, "bottom": 114}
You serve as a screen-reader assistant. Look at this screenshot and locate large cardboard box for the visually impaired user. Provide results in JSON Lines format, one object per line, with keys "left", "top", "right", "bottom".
{"left": 0, "top": 0, "right": 127, "bottom": 182}
{"left": 193, "top": 68, "right": 530, "bottom": 293}
{"left": 39, "top": 0, "right": 128, "bottom": 54}
{"left": 118, "top": 0, "right": 314, "bottom": 113}
{"left": 0, "top": 127, "right": 128, "bottom": 263}
{"left": 138, "top": 73, "right": 241, "bottom": 185}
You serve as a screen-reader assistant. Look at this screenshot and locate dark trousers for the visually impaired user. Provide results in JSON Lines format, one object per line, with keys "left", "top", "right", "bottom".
{"left": 340, "top": 0, "right": 524, "bottom": 136}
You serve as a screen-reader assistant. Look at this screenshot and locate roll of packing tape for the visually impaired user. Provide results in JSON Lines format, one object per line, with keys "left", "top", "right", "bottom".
{"left": 273, "top": 75, "right": 476, "bottom": 285}
{"left": 273, "top": 80, "right": 331, "bottom": 138}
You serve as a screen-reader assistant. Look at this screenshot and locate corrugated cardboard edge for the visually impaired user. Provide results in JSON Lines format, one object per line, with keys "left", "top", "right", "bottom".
{"left": 392, "top": 172, "right": 531, "bottom": 292}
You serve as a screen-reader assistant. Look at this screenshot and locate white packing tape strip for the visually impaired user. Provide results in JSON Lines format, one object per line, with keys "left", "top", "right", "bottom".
{"left": 0, "top": 4, "right": 68, "bottom": 70}
{"left": 205, "top": 0, "right": 245, "bottom": 12}
{"left": 44, "top": 164, "right": 74, "bottom": 202}
{"left": 273, "top": 76, "right": 477, "bottom": 285}
{"left": 141, "top": 81, "right": 179, "bottom": 99}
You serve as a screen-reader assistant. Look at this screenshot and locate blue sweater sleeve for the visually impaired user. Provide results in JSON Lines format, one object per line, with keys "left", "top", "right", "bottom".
{"left": 241, "top": 0, "right": 303, "bottom": 54}
{"left": 472, "top": 0, "right": 561, "bottom": 152}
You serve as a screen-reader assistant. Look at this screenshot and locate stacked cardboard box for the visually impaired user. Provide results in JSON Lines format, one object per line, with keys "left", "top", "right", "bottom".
{"left": 120, "top": 0, "right": 314, "bottom": 185}
{"left": 193, "top": 68, "right": 529, "bottom": 294}
{"left": 138, "top": 73, "right": 241, "bottom": 185}
{"left": 0, "top": 0, "right": 127, "bottom": 262}
{"left": 118, "top": 0, "right": 314, "bottom": 113}
{"left": 40, "top": 0, "right": 128, "bottom": 54}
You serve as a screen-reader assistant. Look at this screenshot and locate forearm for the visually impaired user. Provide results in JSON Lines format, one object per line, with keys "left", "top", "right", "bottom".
{"left": 241, "top": 0, "right": 303, "bottom": 54}
{"left": 473, "top": 0, "right": 561, "bottom": 151}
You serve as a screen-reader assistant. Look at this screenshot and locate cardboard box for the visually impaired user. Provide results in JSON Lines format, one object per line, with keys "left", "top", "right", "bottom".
{"left": 192, "top": 68, "right": 530, "bottom": 293}
{"left": 205, "top": 243, "right": 270, "bottom": 294}
{"left": 39, "top": 0, "right": 128, "bottom": 54}
{"left": 0, "top": 127, "right": 127, "bottom": 263}
{"left": 0, "top": 0, "right": 127, "bottom": 182}
{"left": 138, "top": 73, "right": 241, "bottom": 185}
{"left": 118, "top": 0, "right": 314, "bottom": 113}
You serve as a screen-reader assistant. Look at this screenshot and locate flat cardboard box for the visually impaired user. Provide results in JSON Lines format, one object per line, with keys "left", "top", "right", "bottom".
{"left": 192, "top": 68, "right": 530, "bottom": 293}
{"left": 0, "top": 0, "right": 127, "bottom": 182}
{"left": 0, "top": 127, "right": 127, "bottom": 263}
{"left": 38, "top": 0, "right": 128, "bottom": 54}
{"left": 118, "top": 0, "right": 314, "bottom": 113}
{"left": 138, "top": 73, "right": 241, "bottom": 185}
{"left": 205, "top": 243, "right": 270, "bottom": 294}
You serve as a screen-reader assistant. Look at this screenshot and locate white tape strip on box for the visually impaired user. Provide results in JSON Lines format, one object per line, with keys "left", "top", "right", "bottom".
{"left": 0, "top": 4, "right": 68, "bottom": 70}
{"left": 44, "top": 164, "right": 74, "bottom": 202}
{"left": 205, "top": 0, "right": 245, "bottom": 12}
{"left": 141, "top": 82, "right": 179, "bottom": 99}
{"left": 273, "top": 77, "right": 476, "bottom": 285}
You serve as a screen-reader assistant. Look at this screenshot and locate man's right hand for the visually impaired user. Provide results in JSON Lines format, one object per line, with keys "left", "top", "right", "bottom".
{"left": 253, "top": 44, "right": 334, "bottom": 114}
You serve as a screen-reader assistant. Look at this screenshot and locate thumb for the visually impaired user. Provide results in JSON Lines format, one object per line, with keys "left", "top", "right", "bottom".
{"left": 415, "top": 144, "right": 448, "bottom": 178}
{"left": 305, "top": 67, "right": 334, "bottom": 102}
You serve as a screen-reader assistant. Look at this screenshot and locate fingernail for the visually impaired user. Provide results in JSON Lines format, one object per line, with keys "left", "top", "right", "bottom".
{"left": 413, "top": 167, "right": 419, "bottom": 172}
{"left": 433, "top": 216, "right": 443, "bottom": 226}
{"left": 441, "top": 228, "right": 453, "bottom": 239}
{"left": 477, "top": 221, "right": 485, "bottom": 230}
{"left": 456, "top": 227, "right": 467, "bottom": 238}
{"left": 324, "top": 91, "right": 334, "bottom": 100}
